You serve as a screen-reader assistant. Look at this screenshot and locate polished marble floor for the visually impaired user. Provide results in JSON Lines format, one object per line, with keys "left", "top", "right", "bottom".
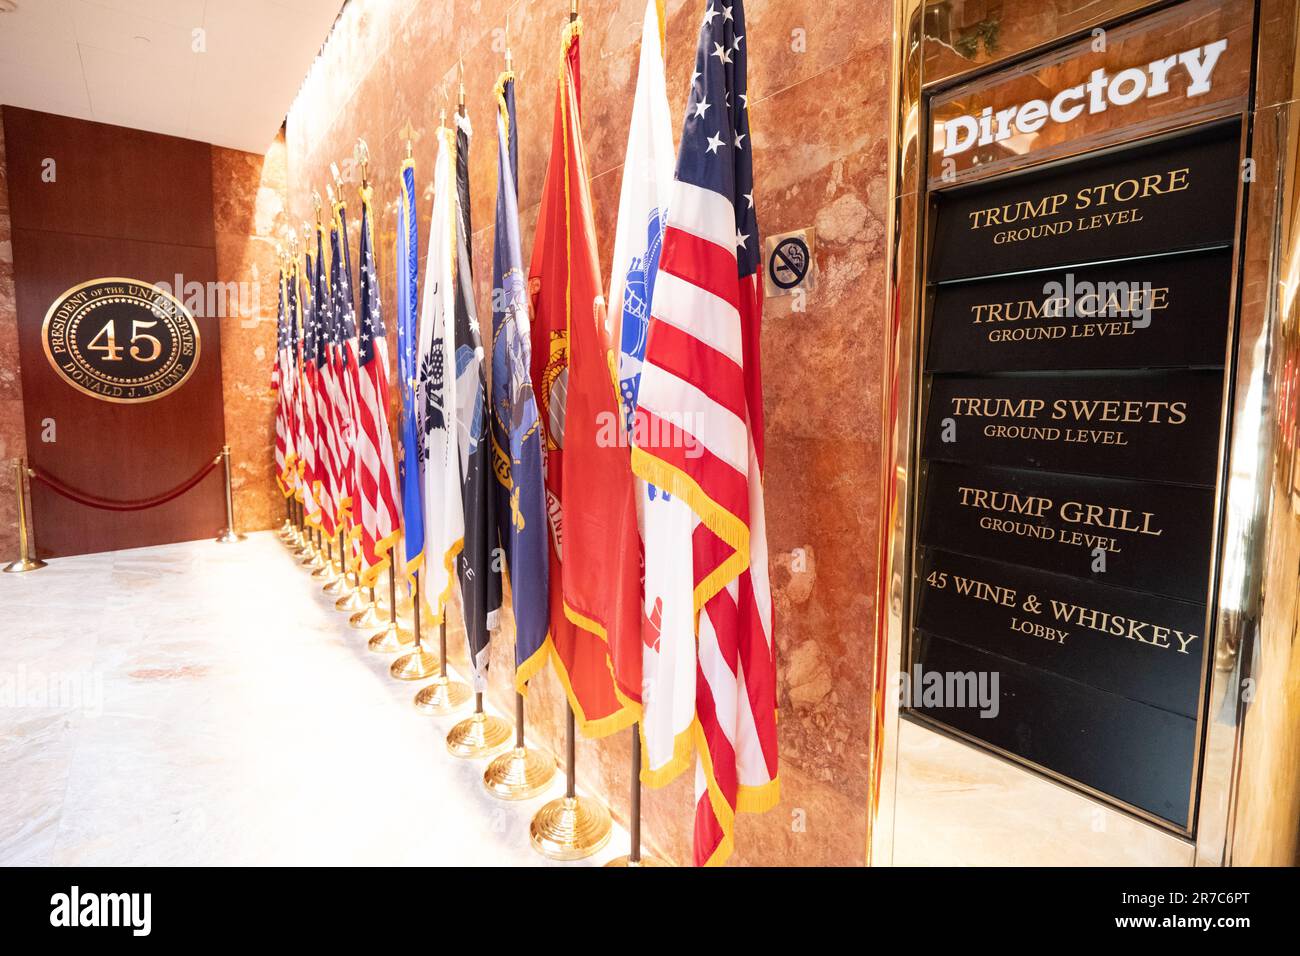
{"left": 0, "top": 532, "right": 624, "bottom": 866}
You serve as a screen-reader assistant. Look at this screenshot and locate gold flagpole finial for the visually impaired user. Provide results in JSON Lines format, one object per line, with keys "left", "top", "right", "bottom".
{"left": 504, "top": 12, "right": 512, "bottom": 69}
{"left": 355, "top": 138, "right": 370, "bottom": 188}
{"left": 329, "top": 162, "right": 344, "bottom": 202}
{"left": 457, "top": 59, "right": 465, "bottom": 115}
{"left": 312, "top": 190, "right": 322, "bottom": 223}
{"left": 326, "top": 182, "right": 336, "bottom": 207}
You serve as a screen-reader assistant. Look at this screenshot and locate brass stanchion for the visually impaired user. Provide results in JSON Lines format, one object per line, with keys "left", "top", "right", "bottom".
{"left": 530, "top": 705, "right": 612, "bottom": 860}
{"left": 214, "top": 445, "right": 245, "bottom": 543}
{"left": 484, "top": 691, "right": 556, "bottom": 799}
{"left": 368, "top": 563, "right": 415, "bottom": 653}
{"left": 4, "top": 458, "right": 46, "bottom": 573}
{"left": 605, "top": 724, "right": 666, "bottom": 866}
{"left": 414, "top": 615, "right": 471, "bottom": 714}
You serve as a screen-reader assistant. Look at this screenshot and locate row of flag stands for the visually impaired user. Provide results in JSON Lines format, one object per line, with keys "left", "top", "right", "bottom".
{"left": 270, "top": 0, "right": 776, "bottom": 868}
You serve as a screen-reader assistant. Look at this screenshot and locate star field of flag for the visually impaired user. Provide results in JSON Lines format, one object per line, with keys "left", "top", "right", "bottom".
{"left": 678, "top": 2, "right": 758, "bottom": 278}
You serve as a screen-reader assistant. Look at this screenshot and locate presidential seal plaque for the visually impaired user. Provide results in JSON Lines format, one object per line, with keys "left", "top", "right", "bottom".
{"left": 42, "top": 277, "right": 201, "bottom": 404}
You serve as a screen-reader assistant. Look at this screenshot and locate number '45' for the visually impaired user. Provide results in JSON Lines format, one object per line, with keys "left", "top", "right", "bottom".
{"left": 88, "top": 319, "right": 162, "bottom": 362}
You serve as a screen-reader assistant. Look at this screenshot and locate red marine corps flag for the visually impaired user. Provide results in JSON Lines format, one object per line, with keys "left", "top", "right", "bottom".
{"left": 528, "top": 12, "right": 642, "bottom": 736}
{"left": 630, "top": 0, "right": 778, "bottom": 866}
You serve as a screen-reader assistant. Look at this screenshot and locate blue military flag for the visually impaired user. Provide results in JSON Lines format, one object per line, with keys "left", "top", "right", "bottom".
{"left": 490, "top": 72, "right": 549, "bottom": 689}
{"left": 396, "top": 156, "right": 424, "bottom": 578}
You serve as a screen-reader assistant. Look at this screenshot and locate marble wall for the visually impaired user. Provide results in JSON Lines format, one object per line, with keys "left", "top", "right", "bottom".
{"left": 212, "top": 134, "right": 292, "bottom": 536}
{"left": 0, "top": 124, "right": 289, "bottom": 552}
{"left": 283, "top": 0, "right": 890, "bottom": 865}
{"left": 0, "top": 122, "right": 28, "bottom": 559}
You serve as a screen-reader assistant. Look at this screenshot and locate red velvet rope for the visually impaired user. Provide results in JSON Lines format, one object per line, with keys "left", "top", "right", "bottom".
{"left": 28, "top": 454, "right": 222, "bottom": 512}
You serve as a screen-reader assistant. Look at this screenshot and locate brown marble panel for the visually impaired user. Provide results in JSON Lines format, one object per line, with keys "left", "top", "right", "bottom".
{"left": 212, "top": 134, "right": 291, "bottom": 535}
{"left": 0, "top": 120, "right": 29, "bottom": 558}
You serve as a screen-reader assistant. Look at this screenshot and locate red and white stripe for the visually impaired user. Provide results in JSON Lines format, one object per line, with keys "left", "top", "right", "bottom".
{"left": 355, "top": 331, "right": 399, "bottom": 579}
{"left": 634, "top": 188, "right": 778, "bottom": 866}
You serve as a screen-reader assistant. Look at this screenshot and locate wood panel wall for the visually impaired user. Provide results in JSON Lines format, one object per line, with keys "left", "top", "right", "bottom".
{"left": 3, "top": 107, "right": 226, "bottom": 557}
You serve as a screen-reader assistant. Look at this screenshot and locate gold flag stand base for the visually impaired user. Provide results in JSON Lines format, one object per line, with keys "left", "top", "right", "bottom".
{"left": 530, "top": 795, "right": 612, "bottom": 861}
{"left": 311, "top": 560, "right": 340, "bottom": 582}
{"left": 277, "top": 520, "right": 295, "bottom": 541}
{"left": 3, "top": 556, "right": 47, "bottom": 574}
{"left": 349, "top": 603, "right": 385, "bottom": 630}
{"left": 483, "top": 746, "right": 556, "bottom": 800}
{"left": 414, "top": 675, "right": 472, "bottom": 715}
{"left": 390, "top": 648, "right": 438, "bottom": 680}
{"left": 321, "top": 573, "right": 350, "bottom": 597}
{"left": 446, "top": 711, "right": 513, "bottom": 760}
{"left": 301, "top": 550, "right": 327, "bottom": 571}
{"left": 215, "top": 528, "right": 246, "bottom": 544}
{"left": 367, "top": 622, "right": 415, "bottom": 654}
{"left": 335, "top": 587, "right": 367, "bottom": 612}
{"left": 603, "top": 854, "right": 668, "bottom": 867}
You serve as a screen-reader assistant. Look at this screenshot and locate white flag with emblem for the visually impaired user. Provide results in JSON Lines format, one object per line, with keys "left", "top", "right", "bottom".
{"left": 415, "top": 126, "right": 465, "bottom": 621}
{"left": 609, "top": 0, "right": 692, "bottom": 785}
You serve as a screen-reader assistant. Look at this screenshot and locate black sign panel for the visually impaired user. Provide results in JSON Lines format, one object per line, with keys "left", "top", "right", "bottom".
{"left": 910, "top": 631, "right": 1196, "bottom": 827}
{"left": 929, "top": 121, "right": 1239, "bottom": 282}
{"left": 919, "top": 461, "right": 1215, "bottom": 602}
{"left": 909, "top": 119, "right": 1243, "bottom": 829}
{"left": 926, "top": 248, "right": 1233, "bottom": 373}
{"left": 923, "top": 370, "right": 1225, "bottom": 485}
{"left": 915, "top": 547, "right": 1206, "bottom": 717}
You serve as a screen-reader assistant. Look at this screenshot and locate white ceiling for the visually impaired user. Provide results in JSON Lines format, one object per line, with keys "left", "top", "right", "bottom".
{"left": 0, "top": 0, "right": 345, "bottom": 154}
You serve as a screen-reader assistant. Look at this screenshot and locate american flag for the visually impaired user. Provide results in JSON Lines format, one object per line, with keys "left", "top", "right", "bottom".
{"left": 630, "top": 0, "right": 778, "bottom": 866}
{"left": 298, "top": 241, "right": 324, "bottom": 526}
{"left": 293, "top": 255, "right": 313, "bottom": 514}
{"left": 311, "top": 217, "right": 344, "bottom": 540}
{"left": 272, "top": 265, "right": 297, "bottom": 497}
{"left": 331, "top": 203, "right": 362, "bottom": 531}
{"left": 354, "top": 186, "right": 401, "bottom": 583}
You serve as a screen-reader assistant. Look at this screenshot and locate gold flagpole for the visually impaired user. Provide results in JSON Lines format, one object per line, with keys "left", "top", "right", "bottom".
{"left": 483, "top": 28, "right": 556, "bottom": 796}
{"left": 530, "top": 0, "right": 612, "bottom": 861}
{"left": 445, "top": 54, "right": 512, "bottom": 756}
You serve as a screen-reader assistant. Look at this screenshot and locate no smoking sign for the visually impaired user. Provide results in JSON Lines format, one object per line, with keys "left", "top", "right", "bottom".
{"left": 763, "top": 228, "right": 817, "bottom": 298}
